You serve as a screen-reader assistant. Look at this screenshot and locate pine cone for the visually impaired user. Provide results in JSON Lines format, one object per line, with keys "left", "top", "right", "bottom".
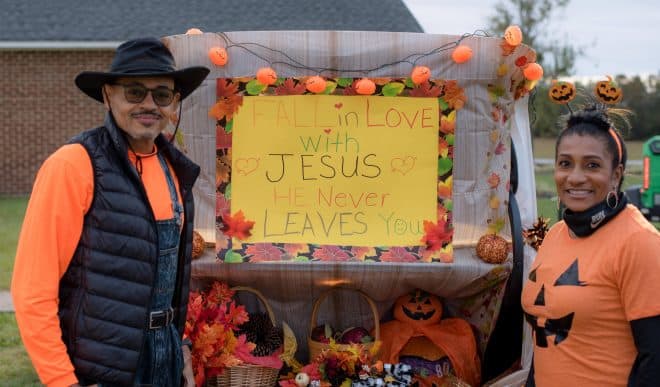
{"left": 191, "top": 230, "right": 205, "bottom": 259}
{"left": 476, "top": 234, "right": 509, "bottom": 264}
{"left": 523, "top": 217, "right": 550, "bottom": 251}
{"left": 238, "top": 312, "right": 283, "bottom": 356}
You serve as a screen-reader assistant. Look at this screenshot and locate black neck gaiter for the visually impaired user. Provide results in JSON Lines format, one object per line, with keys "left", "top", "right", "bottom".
{"left": 562, "top": 192, "right": 628, "bottom": 237}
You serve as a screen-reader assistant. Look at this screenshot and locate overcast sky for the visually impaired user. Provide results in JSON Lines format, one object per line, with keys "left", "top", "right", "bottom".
{"left": 403, "top": 0, "right": 660, "bottom": 78}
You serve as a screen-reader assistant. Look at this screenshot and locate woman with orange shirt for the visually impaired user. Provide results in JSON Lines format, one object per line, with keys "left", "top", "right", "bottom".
{"left": 521, "top": 105, "right": 660, "bottom": 386}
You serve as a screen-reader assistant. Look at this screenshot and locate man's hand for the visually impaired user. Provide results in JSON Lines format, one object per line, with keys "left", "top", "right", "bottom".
{"left": 182, "top": 344, "right": 195, "bottom": 387}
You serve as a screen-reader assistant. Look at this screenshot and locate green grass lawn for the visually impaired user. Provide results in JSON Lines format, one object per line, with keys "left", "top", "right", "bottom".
{"left": 0, "top": 313, "right": 41, "bottom": 386}
{"left": 0, "top": 196, "right": 28, "bottom": 290}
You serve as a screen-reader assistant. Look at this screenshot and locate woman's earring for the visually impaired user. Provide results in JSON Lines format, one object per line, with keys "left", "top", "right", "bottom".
{"left": 606, "top": 189, "right": 619, "bottom": 209}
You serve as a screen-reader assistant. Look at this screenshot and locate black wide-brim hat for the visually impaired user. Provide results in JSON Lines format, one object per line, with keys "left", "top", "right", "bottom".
{"left": 75, "top": 37, "right": 210, "bottom": 103}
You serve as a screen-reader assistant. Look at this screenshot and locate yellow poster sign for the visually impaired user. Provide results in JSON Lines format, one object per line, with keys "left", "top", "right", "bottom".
{"left": 231, "top": 95, "right": 438, "bottom": 246}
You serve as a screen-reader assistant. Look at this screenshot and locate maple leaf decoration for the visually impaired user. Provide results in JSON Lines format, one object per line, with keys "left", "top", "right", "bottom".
{"left": 209, "top": 79, "right": 243, "bottom": 120}
{"left": 409, "top": 81, "right": 442, "bottom": 98}
{"left": 221, "top": 210, "right": 255, "bottom": 240}
{"left": 274, "top": 78, "right": 307, "bottom": 95}
{"left": 440, "top": 80, "right": 467, "bottom": 110}
{"left": 421, "top": 218, "right": 453, "bottom": 252}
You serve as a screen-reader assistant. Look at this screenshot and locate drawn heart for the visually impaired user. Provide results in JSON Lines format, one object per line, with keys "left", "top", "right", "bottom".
{"left": 391, "top": 156, "right": 416, "bottom": 175}
{"left": 334, "top": 102, "right": 343, "bottom": 109}
{"left": 235, "top": 157, "right": 259, "bottom": 176}
{"left": 323, "top": 128, "right": 332, "bottom": 134}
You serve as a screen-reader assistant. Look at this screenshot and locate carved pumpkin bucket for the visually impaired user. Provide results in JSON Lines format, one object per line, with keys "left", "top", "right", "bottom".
{"left": 393, "top": 289, "right": 443, "bottom": 327}
{"left": 594, "top": 75, "right": 623, "bottom": 104}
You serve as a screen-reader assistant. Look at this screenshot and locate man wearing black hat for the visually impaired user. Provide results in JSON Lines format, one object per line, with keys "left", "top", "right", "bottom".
{"left": 12, "top": 37, "right": 209, "bottom": 386}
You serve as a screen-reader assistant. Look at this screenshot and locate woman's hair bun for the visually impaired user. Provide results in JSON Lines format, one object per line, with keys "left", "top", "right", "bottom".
{"left": 566, "top": 104, "right": 611, "bottom": 132}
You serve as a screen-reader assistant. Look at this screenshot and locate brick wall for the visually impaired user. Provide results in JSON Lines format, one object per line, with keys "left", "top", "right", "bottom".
{"left": 0, "top": 50, "right": 114, "bottom": 195}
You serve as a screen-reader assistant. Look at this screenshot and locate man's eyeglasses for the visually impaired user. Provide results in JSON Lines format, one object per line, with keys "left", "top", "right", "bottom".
{"left": 113, "top": 83, "right": 177, "bottom": 107}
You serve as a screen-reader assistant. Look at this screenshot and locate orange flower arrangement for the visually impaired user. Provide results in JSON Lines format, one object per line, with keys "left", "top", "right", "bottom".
{"left": 184, "top": 282, "right": 254, "bottom": 386}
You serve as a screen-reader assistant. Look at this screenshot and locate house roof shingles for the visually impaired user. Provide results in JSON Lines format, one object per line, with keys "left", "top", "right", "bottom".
{"left": 1, "top": 0, "right": 423, "bottom": 42}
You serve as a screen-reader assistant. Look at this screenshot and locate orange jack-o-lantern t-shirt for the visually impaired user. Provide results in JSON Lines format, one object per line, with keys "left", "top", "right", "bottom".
{"left": 521, "top": 206, "right": 660, "bottom": 386}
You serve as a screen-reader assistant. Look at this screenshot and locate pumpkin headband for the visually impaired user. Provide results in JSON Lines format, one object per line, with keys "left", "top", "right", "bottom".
{"left": 548, "top": 75, "right": 624, "bottom": 109}
{"left": 609, "top": 127, "right": 623, "bottom": 165}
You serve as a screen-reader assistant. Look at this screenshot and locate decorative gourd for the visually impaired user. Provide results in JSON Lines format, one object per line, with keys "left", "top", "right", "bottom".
{"left": 393, "top": 289, "right": 443, "bottom": 327}
{"left": 548, "top": 80, "right": 576, "bottom": 104}
{"left": 475, "top": 234, "right": 509, "bottom": 264}
{"left": 594, "top": 75, "right": 622, "bottom": 104}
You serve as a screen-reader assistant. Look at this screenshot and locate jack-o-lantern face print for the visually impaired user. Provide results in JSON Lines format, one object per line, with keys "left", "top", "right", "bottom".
{"left": 394, "top": 289, "right": 443, "bottom": 327}
{"left": 548, "top": 81, "right": 576, "bottom": 104}
{"left": 524, "top": 259, "right": 585, "bottom": 347}
{"left": 594, "top": 75, "right": 622, "bottom": 104}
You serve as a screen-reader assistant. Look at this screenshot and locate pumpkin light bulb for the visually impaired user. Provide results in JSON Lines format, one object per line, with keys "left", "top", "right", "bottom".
{"left": 523, "top": 62, "right": 544, "bottom": 81}
{"left": 305, "top": 76, "right": 327, "bottom": 93}
{"left": 256, "top": 67, "right": 277, "bottom": 85}
{"left": 504, "top": 25, "right": 523, "bottom": 46}
{"left": 451, "top": 45, "right": 473, "bottom": 64}
{"left": 355, "top": 78, "right": 376, "bottom": 95}
{"left": 411, "top": 66, "right": 431, "bottom": 85}
{"left": 208, "top": 47, "right": 228, "bottom": 66}
{"left": 185, "top": 28, "right": 203, "bottom": 35}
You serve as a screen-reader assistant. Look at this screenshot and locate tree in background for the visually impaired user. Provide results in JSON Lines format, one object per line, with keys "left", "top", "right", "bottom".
{"left": 487, "top": 0, "right": 583, "bottom": 77}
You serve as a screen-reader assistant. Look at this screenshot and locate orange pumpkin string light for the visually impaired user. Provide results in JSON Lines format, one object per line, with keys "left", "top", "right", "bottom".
{"left": 523, "top": 62, "right": 543, "bottom": 81}
{"left": 411, "top": 66, "right": 431, "bottom": 85}
{"left": 208, "top": 46, "right": 228, "bottom": 66}
{"left": 185, "top": 28, "right": 203, "bottom": 35}
{"left": 355, "top": 78, "right": 376, "bottom": 95}
{"left": 504, "top": 25, "right": 523, "bottom": 46}
{"left": 305, "top": 76, "right": 327, "bottom": 93}
{"left": 256, "top": 67, "right": 278, "bottom": 85}
{"left": 451, "top": 45, "right": 473, "bottom": 64}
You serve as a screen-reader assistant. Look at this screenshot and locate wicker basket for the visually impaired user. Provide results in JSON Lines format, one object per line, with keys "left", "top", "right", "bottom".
{"left": 307, "top": 288, "right": 381, "bottom": 361}
{"left": 209, "top": 286, "right": 281, "bottom": 387}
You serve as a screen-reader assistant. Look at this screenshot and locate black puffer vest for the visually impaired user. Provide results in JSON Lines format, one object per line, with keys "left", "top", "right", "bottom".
{"left": 58, "top": 115, "right": 200, "bottom": 385}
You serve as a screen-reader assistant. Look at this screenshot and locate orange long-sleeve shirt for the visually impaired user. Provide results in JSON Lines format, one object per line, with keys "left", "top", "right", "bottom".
{"left": 11, "top": 143, "right": 181, "bottom": 387}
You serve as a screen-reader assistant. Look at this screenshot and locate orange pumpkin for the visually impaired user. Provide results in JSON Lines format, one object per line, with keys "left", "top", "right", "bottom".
{"left": 355, "top": 78, "right": 376, "bottom": 95}
{"left": 504, "top": 25, "right": 523, "bottom": 46}
{"left": 185, "top": 28, "right": 203, "bottom": 35}
{"left": 411, "top": 66, "right": 431, "bottom": 85}
{"left": 594, "top": 75, "right": 622, "bottom": 104}
{"left": 256, "top": 67, "right": 277, "bottom": 85}
{"left": 548, "top": 80, "right": 576, "bottom": 104}
{"left": 451, "top": 45, "right": 473, "bottom": 64}
{"left": 208, "top": 46, "right": 228, "bottom": 66}
{"left": 393, "top": 289, "right": 443, "bottom": 327}
{"left": 523, "top": 62, "right": 543, "bottom": 81}
{"left": 305, "top": 76, "right": 326, "bottom": 93}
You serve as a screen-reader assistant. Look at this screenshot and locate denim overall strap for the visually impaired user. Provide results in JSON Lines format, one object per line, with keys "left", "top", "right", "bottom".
{"left": 132, "top": 152, "right": 184, "bottom": 387}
